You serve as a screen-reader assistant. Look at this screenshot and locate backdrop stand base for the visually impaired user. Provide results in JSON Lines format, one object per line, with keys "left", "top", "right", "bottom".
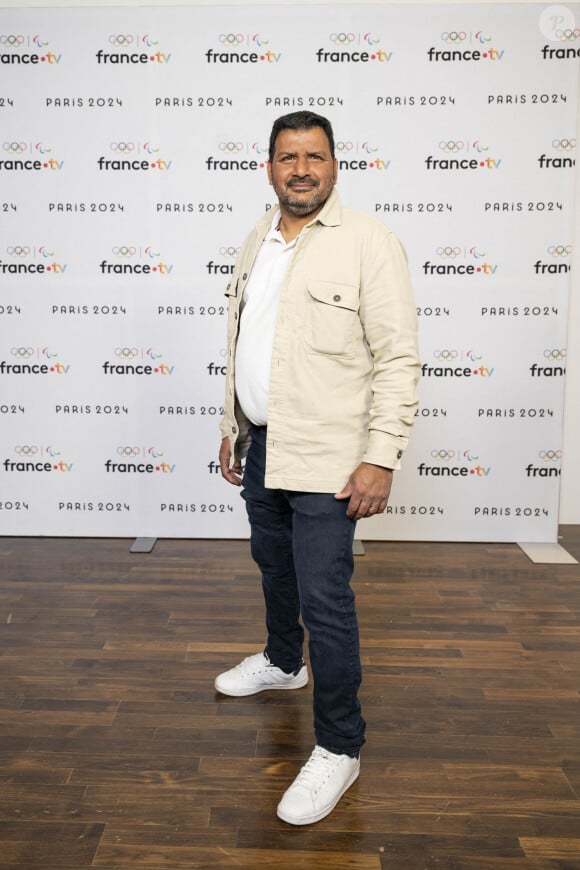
{"left": 130, "top": 538, "right": 157, "bottom": 554}
{"left": 353, "top": 540, "right": 365, "bottom": 556}
{"left": 518, "top": 542, "right": 577, "bottom": 564}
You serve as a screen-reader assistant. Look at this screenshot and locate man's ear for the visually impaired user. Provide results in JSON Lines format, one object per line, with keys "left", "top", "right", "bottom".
{"left": 266, "top": 161, "right": 273, "bottom": 186}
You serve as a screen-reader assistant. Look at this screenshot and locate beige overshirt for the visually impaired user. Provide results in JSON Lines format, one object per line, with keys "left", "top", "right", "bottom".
{"left": 220, "top": 187, "right": 421, "bottom": 493}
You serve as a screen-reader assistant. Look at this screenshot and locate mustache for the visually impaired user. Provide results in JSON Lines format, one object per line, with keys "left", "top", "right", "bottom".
{"left": 286, "top": 176, "right": 319, "bottom": 188}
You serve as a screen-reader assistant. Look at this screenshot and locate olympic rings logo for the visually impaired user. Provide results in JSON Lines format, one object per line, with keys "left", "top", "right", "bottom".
{"left": 543, "top": 348, "right": 566, "bottom": 360}
{"left": 3, "top": 142, "right": 27, "bottom": 153}
{"left": 539, "top": 449, "right": 561, "bottom": 462}
{"left": 112, "top": 246, "right": 136, "bottom": 257}
{"left": 431, "top": 449, "right": 455, "bottom": 460}
{"left": 219, "top": 142, "right": 244, "bottom": 153}
{"left": 115, "top": 347, "right": 139, "bottom": 358}
{"left": 336, "top": 141, "right": 354, "bottom": 152}
{"left": 7, "top": 246, "right": 31, "bottom": 257}
{"left": 0, "top": 34, "right": 24, "bottom": 46}
{"left": 330, "top": 32, "right": 355, "bottom": 45}
{"left": 548, "top": 245, "right": 571, "bottom": 256}
{"left": 434, "top": 349, "right": 458, "bottom": 359}
{"left": 108, "top": 34, "right": 134, "bottom": 46}
{"left": 439, "top": 139, "right": 464, "bottom": 153}
{"left": 219, "top": 246, "right": 240, "bottom": 257}
{"left": 436, "top": 246, "right": 461, "bottom": 258}
{"left": 556, "top": 27, "right": 580, "bottom": 41}
{"left": 441, "top": 31, "right": 466, "bottom": 44}
{"left": 110, "top": 142, "right": 135, "bottom": 153}
{"left": 219, "top": 33, "right": 244, "bottom": 45}
{"left": 117, "top": 446, "right": 141, "bottom": 457}
{"left": 11, "top": 347, "right": 34, "bottom": 358}
{"left": 552, "top": 138, "right": 576, "bottom": 151}
{"left": 15, "top": 445, "right": 39, "bottom": 455}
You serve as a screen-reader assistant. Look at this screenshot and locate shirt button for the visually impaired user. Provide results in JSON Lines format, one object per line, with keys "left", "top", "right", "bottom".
{"left": 397, "top": 450, "right": 403, "bottom": 459}
{"left": 232, "top": 426, "right": 236, "bottom": 433}
{"left": 242, "top": 272, "right": 248, "bottom": 280}
{"left": 333, "top": 294, "right": 341, "bottom": 302}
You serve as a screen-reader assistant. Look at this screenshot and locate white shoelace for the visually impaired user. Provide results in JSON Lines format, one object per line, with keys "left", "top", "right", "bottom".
{"left": 294, "top": 747, "right": 338, "bottom": 793}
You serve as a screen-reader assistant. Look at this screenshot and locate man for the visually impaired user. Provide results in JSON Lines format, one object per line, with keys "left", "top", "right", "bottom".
{"left": 216, "top": 111, "right": 420, "bottom": 825}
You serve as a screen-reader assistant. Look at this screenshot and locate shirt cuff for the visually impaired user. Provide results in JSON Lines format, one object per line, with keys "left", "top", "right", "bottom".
{"left": 362, "top": 430, "right": 407, "bottom": 471}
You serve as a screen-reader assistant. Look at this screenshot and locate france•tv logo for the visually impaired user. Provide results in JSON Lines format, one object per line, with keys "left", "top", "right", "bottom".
{"left": 425, "top": 138, "right": 502, "bottom": 171}
{"left": 0, "top": 346, "right": 71, "bottom": 376}
{"left": 0, "top": 141, "right": 64, "bottom": 172}
{"left": 0, "top": 244, "right": 68, "bottom": 276}
{"left": 335, "top": 140, "right": 390, "bottom": 172}
{"left": 97, "top": 141, "right": 172, "bottom": 172}
{"left": 205, "top": 33, "right": 281, "bottom": 64}
{"left": 427, "top": 30, "right": 504, "bottom": 62}
{"left": 0, "top": 33, "right": 63, "bottom": 65}
{"left": 99, "top": 245, "right": 173, "bottom": 275}
{"left": 421, "top": 349, "right": 494, "bottom": 379}
{"left": 316, "top": 31, "right": 392, "bottom": 63}
{"left": 418, "top": 448, "right": 491, "bottom": 478}
{"left": 96, "top": 33, "right": 172, "bottom": 64}
{"left": 423, "top": 245, "right": 497, "bottom": 277}
{"left": 105, "top": 446, "right": 175, "bottom": 474}
{"left": 3, "top": 443, "right": 73, "bottom": 473}
{"left": 205, "top": 141, "right": 268, "bottom": 172}
{"left": 101, "top": 347, "right": 175, "bottom": 376}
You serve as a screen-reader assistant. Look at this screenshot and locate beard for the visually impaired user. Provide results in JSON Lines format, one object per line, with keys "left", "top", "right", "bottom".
{"left": 274, "top": 174, "right": 335, "bottom": 217}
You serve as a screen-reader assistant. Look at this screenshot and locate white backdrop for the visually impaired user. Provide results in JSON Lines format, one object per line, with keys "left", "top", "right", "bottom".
{"left": 0, "top": 3, "right": 578, "bottom": 540}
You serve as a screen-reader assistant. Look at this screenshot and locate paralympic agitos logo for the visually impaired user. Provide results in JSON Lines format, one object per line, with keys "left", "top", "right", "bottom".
{"left": 97, "top": 141, "right": 172, "bottom": 171}
{"left": 205, "top": 32, "right": 281, "bottom": 64}
{"left": 0, "top": 32, "right": 62, "bottom": 65}
{"left": 96, "top": 33, "right": 172, "bottom": 64}
{"left": 0, "top": 141, "right": 63, "bottom": 172}
{"left": 316, "top": 31, "right": 392, "bottom": 63}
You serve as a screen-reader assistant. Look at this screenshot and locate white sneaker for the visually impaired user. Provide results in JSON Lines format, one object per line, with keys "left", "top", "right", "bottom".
{"left": 277, "top": 745, "right": 360, "bottom": 825}
{"left": 214, "top": 652, "right": 308, "bottom": 697}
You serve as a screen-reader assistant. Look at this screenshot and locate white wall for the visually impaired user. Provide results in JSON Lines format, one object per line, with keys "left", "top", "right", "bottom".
{"left": 2, "top": 0, "right": 579, "bottom": 524}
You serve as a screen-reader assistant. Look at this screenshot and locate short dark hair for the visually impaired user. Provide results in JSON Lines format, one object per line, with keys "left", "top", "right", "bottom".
{"left": 268, "top": 111, "right": 335, "bottom": 162}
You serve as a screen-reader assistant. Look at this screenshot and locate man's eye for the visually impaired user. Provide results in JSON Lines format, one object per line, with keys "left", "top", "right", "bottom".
{"left": 280, "top": 155, "right": 295, "bottom": 163}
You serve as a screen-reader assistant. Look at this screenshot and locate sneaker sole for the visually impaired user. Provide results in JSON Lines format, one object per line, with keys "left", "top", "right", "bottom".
{"left": 214, "top": 669, "right": 309, "bottom": 697}
{"left": 276, "top": 761, "right": 360, "bottom": 825}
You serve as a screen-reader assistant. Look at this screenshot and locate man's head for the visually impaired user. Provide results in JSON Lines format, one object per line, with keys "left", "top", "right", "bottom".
{"left": 268, "top": 111, "right": 335, "bottom": 162}
{"left": 267, "top": 111, "right": 337, "bottom": 219}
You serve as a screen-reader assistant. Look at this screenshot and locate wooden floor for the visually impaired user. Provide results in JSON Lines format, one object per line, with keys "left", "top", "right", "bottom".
{"left": 0, "top": 531, "right": 579, "bottom": 870}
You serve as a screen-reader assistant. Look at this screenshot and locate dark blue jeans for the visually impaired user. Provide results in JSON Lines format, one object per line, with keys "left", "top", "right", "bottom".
{"left": 241, "top": 425, "right": 365, "bottom": 756}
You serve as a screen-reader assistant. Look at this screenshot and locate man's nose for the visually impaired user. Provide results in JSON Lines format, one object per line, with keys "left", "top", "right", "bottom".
{"left": 294, "top": 155, "right": 309, "bottom": 175}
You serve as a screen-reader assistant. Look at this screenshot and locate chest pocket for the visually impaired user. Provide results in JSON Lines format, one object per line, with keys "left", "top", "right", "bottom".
{"left": 305, "top": 281, "right": 360, "bottom": 358}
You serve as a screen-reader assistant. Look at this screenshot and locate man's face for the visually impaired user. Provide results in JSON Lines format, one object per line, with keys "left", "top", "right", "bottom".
{"left": 267, "top": 126, "right": 337, "bottom": 218}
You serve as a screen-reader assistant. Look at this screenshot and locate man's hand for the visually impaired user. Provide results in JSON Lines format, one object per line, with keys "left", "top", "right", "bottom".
{"left": 219, "top": 437, "right": 243, "bottom": 486}
{"left": 334, "top": 462, "right": 393, "bottom": 520}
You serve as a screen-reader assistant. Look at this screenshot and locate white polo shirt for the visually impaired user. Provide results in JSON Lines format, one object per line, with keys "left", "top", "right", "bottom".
{"left": 234, "top": 215, "right": 299, "bottom": 426}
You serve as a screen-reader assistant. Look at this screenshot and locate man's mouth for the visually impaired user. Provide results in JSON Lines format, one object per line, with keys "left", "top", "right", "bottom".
{"left": 287, "top": 179, "right": 317, "bottom": 191}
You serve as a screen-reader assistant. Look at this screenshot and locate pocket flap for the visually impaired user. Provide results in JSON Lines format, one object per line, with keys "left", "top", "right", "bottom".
{"left": 225, "top": 279, "right": 239, "bottom": 298}
{"left": 308, "top": 281, "right": 359, "bottom": 311}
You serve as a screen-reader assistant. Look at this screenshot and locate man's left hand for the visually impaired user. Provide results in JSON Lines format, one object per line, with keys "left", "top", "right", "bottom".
{"left": 334, "top": 463, "right": 393, "bottom": 520}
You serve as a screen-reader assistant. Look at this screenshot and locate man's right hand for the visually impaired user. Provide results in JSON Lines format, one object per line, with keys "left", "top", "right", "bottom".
{"left": 219, "top": 437, "right": 243, "bottom": 486}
